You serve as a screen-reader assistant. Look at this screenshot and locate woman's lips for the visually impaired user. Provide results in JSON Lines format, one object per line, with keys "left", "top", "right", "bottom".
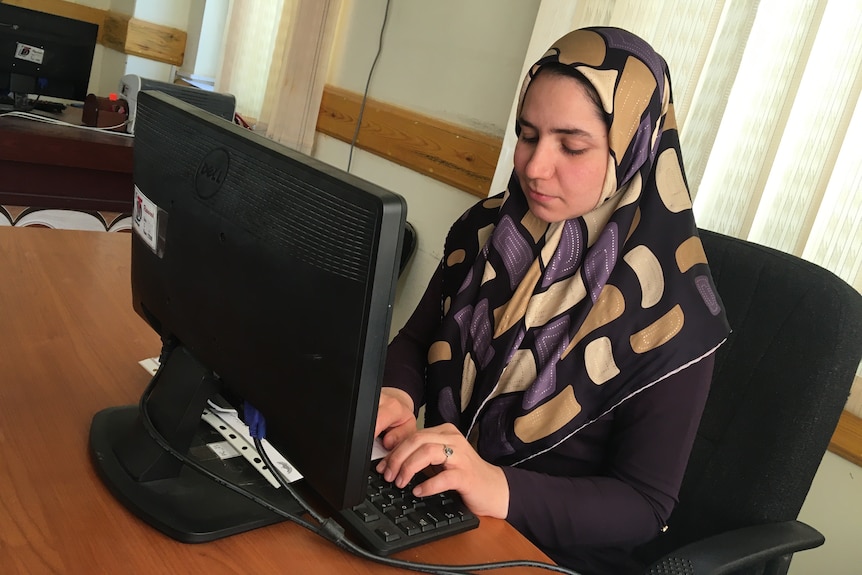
{"left": 528, "top": 188, "right": 554, "bottom": 202}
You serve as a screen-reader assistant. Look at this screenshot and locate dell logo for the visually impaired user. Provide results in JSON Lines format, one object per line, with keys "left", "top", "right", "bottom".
{"left": 195, "top": 149, "right": 230, "bottom": 198}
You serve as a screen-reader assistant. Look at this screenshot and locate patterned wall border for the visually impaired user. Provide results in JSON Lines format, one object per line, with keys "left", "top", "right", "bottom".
{"left": 0, "top": 205, "right": 131, "bottom": 232}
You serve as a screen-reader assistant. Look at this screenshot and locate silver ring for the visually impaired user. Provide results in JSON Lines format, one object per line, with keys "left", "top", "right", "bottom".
{"left": 443, "top": 445, "right": 454, "bottom": 459}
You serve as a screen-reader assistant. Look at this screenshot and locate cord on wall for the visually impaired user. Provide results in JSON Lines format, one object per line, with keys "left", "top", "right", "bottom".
{"left": 346, "top": 0, "right": 391, "bottom": 173}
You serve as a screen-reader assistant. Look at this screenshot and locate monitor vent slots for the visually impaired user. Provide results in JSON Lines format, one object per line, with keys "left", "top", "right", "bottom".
{"left": 136, "top": 106, "right": 377, "bottom": 283}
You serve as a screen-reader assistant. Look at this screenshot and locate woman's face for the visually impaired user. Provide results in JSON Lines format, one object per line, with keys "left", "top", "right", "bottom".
{"left": 514, "top": 71, "right": 609, "bottom": 223}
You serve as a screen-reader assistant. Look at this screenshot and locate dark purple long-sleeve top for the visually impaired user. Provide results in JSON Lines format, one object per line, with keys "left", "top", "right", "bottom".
{"left": 383, "top": 266, "right": 714, "bottom": 575}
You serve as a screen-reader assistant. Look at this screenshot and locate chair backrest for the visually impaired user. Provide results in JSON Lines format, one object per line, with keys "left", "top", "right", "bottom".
{"left": 637, "top": 229, "right": 862, "bottom": 561}
{"left": 399, "top": 221, "right": 418, "bottom": 277}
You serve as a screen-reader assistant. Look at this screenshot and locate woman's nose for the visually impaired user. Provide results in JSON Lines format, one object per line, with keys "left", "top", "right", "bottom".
{"left": 524, "top": 145, "right": 553, "bottom": 180}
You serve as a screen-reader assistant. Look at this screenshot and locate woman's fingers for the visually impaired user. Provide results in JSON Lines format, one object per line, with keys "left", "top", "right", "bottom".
{"left": 379, "top": 420, "right": 415, "bottom": 450}
{"left": 377, "top": 424, "right": 461, "bottom": 485}
{"left": 374, "top": 387, "right": 416, "bottom": 438}
{"left": 374, "top": 423, "right": 509, "bottom": 518}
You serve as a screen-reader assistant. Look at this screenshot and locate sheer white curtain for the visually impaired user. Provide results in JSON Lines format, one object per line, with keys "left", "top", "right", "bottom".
{"left": 494, "top": 0, "right": 862, "bottom": 414}
{"left": 216, "top": 0, "right": 286, "bottom": 122}
{"left": 215, "top": 0, "right": 341, "bottom": 153}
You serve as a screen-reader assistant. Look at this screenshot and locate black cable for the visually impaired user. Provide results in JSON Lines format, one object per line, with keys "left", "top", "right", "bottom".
{"left": 346, "top": 0, "right": 392, "bottom": 173}
{"left": 251, "top": 436, "right": 325, "bottom": 525}
{"left": 134, "top": 349, "right": 579, "bottom": 573}
{"left": 253, "top": 437, "right": 581, "bottom": 575}
{"left": 136, "top": 368, "right": 314, "bottom": 532}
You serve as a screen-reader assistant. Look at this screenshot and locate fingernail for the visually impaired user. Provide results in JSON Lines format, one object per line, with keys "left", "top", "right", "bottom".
{"left": 412, "top": 485, "right": 423, "bottom": 497}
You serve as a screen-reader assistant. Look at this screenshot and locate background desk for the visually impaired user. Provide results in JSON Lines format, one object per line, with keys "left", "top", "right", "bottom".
{"left": 0, "top": 227, "right": 550, "bottom": 574}
{"left": 0, "top": 109, "right": 133, "bottom": 229}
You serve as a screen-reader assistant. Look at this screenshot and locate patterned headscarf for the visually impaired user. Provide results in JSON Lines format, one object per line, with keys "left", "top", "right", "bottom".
{"left": 424, "top": 27, "right": 730, "bottom": 466}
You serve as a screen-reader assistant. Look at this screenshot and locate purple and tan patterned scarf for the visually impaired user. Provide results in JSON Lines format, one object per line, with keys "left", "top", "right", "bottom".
{"left": 425, "top": 27, "right": 730, "bottom": 466}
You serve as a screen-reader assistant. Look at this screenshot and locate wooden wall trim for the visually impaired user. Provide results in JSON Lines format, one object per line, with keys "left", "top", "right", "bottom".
{"left": 4, "top": 0, "right": 186, "bottom": 66}
{"left": 103, "top": 13, "right": 185, "bottom": 66}
{"left": 317, "top": 85, "right": 502, "bottom": 199}
{"left": 830, "top": 409, "right": 862, "bottom": 468}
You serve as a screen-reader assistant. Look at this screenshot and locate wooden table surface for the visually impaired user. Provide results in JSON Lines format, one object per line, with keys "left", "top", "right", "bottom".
{"left": 0, "top": 227, "right": 551, "bottom": 574}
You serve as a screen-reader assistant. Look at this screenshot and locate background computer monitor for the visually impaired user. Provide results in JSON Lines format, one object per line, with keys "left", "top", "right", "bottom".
{"left": 0, "top": 4, "right": 97, "bottom": 109}
{"left": 89, "top": 90, "right": 406, "bottom": 542}
{"left": 119, "top": 74, "right": 237, "bottom": 134}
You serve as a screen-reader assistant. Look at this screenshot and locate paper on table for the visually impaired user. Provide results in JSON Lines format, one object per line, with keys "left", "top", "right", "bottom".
{"left": 139, "top": 356, "right": 390, "bottom": 475}
{"left": 202, "top": 404, "right": 304, "bottom": 487}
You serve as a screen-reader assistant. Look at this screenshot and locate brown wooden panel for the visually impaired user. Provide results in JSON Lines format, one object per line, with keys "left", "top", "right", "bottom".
{"left": 317, "top": 85, "right": 502, "bottom": 199}
{"left": 124, "top": 17, "right": 186, "bottom": 66}
{"left": 829, "top": 410, "right": 862, "bottom": 468}
{"left": 100, "top": 11, "right": 131, "bottom": 53}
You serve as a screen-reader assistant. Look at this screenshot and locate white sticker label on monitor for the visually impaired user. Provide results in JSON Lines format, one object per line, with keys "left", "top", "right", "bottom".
{"left": 133, "top": 186, "right": 159, "bottom": 253}
{"left": 15, "top": 43, "right": 44, "bottom": 64}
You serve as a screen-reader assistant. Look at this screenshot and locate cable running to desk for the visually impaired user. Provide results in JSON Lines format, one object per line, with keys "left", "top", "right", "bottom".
{"left": 254, "top": 436, "right": 581, "bottom": 575}
{"left": 0, "top": 110, "right": 133, "bottom": 136}
{"left": 134, "top": 359, "right": 580, "bottom": 574}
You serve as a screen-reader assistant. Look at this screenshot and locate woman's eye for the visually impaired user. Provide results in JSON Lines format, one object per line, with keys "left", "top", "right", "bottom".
{"left": 520, "top": 133, "right": 538, "bottom": 144}
{"left": 562, "top": 145, "right": 586, "bottom": 156}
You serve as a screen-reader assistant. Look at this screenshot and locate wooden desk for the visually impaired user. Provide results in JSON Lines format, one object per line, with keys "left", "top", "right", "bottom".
{"left": 0, "top": 227, "right": 550, "bottom": 574}
{"left": 0, "top": 108, "right": 133, "bottom": 213}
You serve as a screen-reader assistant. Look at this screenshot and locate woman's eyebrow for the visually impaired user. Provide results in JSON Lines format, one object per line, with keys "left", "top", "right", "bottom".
{"left": 518, "top": 117, "right": 595, "bottom": 138}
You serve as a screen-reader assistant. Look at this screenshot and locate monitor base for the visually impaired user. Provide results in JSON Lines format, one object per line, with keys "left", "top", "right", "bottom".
{"left": 90, "top": 405, "right": 304, "bottom": 543}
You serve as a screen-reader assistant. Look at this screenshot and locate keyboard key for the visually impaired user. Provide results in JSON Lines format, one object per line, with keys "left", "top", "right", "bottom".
{"left": 398, "top": 519, "right": 421, "bottom": 536}
{"left": 424, "top": 509, "right": 448, "bottom": 528}
{"left": 376, "top": 527, "right": 401, "bottom": 543}
{"left": 352, "top": 503, "right": 380, "bottom": 523}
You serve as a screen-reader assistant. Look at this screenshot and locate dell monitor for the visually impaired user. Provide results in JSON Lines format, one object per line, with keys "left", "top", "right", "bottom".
{"left": 0, "top": 4, "right": 97, "bottom": 110}
{"left": 89, "top": 90, "right": 406, "bottom": 542}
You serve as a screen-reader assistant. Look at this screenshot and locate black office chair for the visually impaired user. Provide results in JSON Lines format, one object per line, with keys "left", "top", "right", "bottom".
{"left": 399, "top": 221, "right": 418, "bottom": 277}
{"left": 635, "top": 229, "right": 862, "bottom": 575}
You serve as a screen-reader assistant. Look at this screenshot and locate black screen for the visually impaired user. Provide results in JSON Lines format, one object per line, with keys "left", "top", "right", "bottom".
{"left": 0, "top": 4, "right": 97, "bottom": 101}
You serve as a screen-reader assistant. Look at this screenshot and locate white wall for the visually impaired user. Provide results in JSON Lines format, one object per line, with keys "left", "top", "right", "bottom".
{"left": 316, "top": 0, "right": 539, "bottom": 332}
{"left": 178, "top": 0, "right": 228, "bottom": 80}
{"left": 328, "top": 0, "right": 539, "bottom": 136}
{"left": 791, "top": 452, "right": 862, "bottom": 574}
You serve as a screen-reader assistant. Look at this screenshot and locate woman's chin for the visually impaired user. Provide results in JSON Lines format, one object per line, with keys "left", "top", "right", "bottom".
{"left": 526, "top": 200, "right": 563, "bottom": 224}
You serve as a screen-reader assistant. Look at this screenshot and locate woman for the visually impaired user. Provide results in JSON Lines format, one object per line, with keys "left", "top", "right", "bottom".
{"left": 374, "top": 27, "right": 730, "bottom": 574}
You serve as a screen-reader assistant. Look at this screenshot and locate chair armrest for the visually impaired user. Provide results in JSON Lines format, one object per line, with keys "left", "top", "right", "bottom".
{"left": 644, "top": 520, "right": 824, "bottom": 575}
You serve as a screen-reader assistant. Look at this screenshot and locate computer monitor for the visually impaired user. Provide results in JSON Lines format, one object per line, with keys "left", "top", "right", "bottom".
{"left": 89, "top": 90, "right": 406, "bottom": 542}
{"left": 0, "top": 4, "right": 97, "bottom": 109}
{"left": 119, "top": 74, "right": 237, "bottom": 134}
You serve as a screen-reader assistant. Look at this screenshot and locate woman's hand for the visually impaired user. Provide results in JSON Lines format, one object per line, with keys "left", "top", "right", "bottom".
{"left": 374, "top": 387, "right": 417, "bottom": 449}
{"left": 375, "top": 423, "right": 510, "bottom": 519}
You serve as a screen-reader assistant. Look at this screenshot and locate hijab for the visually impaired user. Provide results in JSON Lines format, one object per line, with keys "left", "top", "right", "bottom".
{"left": 424, "top": 27, "right": 731, "bottom": 466}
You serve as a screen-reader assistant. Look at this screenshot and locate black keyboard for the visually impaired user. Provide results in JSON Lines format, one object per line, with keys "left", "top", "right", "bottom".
{"left": 337, "top": 467, "right": 479, "bottom": 555}
{"left": 31, "top": 100, "right": 67, "bottom": 114}
{"left": 0, "top": 95, "right": 66, "bottom": 114}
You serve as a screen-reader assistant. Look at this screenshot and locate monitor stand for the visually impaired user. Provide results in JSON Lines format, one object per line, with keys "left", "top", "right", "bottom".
{"left": 0, "top": 96, "right": 16, "bottom": 113}
{"left": 89, "top": 344, "right": 304, "bottom": 543}
{"left": 0, "top": 92, "right": 30, "bottom": 112}
{"left": 2, "top": 76, "right": 34, "bottom": 111}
